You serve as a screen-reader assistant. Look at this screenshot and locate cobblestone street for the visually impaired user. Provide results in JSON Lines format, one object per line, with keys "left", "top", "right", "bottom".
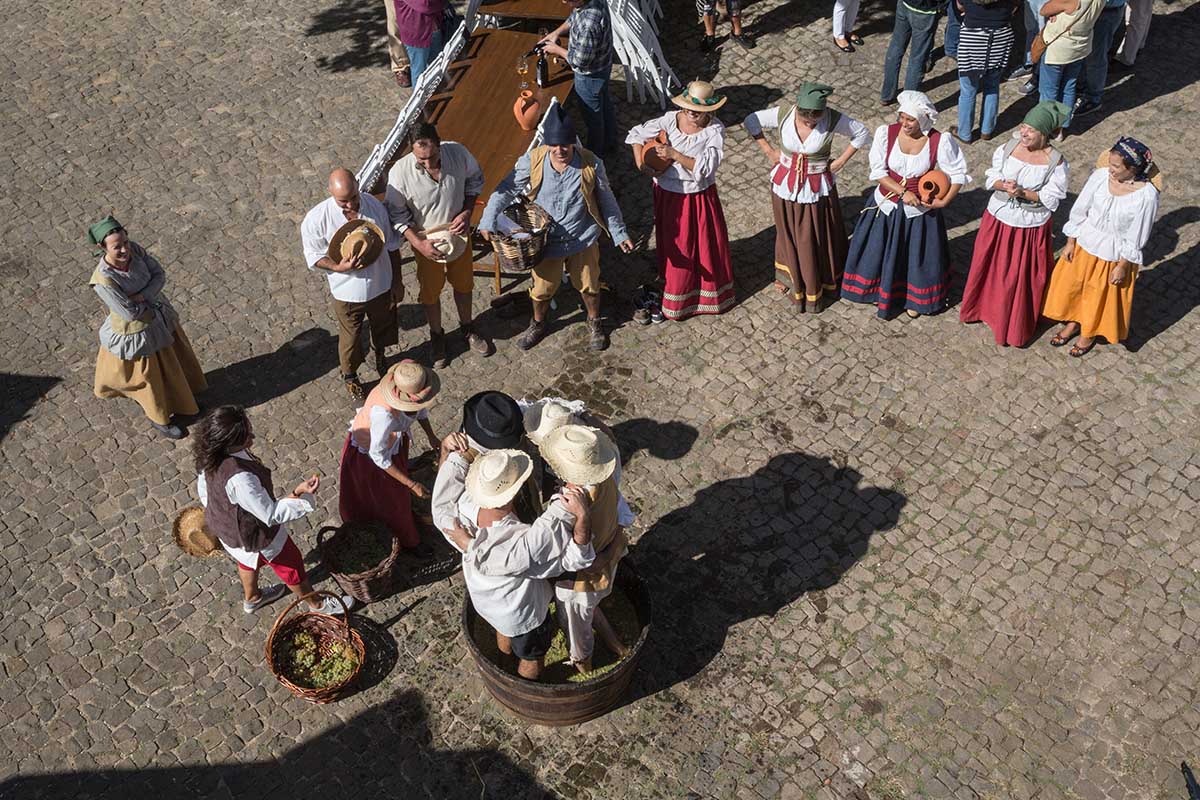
{"left": 3, "top": 0, "right": 1200, "bottom": 797}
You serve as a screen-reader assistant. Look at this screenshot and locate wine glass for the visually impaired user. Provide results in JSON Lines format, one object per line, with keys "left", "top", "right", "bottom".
{"left": 516, "top": 55, "right": 529, "bottom": 90}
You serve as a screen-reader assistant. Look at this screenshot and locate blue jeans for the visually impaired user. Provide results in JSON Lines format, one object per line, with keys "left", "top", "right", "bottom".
{"left": 1039, "top": 59, "right": 1083, "bottom": 128}
{"left": 957, "top": 68, "right": 1002, "bottom": 139}
{"left": 1023, "top": 0, "right": 1048, "bottom": 65}
{"left": 1082, "top": 5, "right": 1125, "bottom": 103}
{"left": 882, "top": 2, "right": 940, "bottom": 101}
{"left": 571, "top": 71, "right": 618, "bottom": 156}
{"left": 945, "top": 2, "right": 962, "bottom": 58}
{"left": 405, "top": 29, "right": 445, "bottom": 83}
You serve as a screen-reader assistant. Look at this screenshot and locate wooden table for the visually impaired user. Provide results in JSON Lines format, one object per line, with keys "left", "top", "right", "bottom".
{"left": 477, "top": 0, "right": 569, "bottom": 21}
{"left": 425, "top": 29, "right": 574, "bottom": 292}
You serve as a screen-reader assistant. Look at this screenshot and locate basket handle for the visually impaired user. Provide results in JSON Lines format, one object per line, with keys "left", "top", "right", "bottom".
{"left": 268, "top": 589, "right": 352, "bottom": 643}
{"left": 316, "top": 525, "right": 339, "bottom": 551}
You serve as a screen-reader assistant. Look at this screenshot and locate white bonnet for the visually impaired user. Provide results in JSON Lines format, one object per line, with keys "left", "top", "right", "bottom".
{"left": 897, "top": 90, "right": 938, "bottom": 134}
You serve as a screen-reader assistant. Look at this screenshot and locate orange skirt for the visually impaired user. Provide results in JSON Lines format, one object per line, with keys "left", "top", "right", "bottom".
{"left": 1042, "top": 245, "right": 1138, "bottom": 343}
{"left": 94, "top": 325, "right": 207, "bottom": 424}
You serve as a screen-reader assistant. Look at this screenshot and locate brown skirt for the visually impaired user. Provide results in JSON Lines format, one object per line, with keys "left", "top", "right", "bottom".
{"left": 94, "top": 325, "right": 207, "bottom": 424}
{"left": 772, "top": 189, "right": 849, "bottom": 311}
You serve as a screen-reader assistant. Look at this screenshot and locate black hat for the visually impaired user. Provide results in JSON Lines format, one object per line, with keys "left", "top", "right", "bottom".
{"left": 462, "top": 391, "right": 524, "bottom": 449}
{"left": 541, "top": 104, "right": 577, "bottom": 147}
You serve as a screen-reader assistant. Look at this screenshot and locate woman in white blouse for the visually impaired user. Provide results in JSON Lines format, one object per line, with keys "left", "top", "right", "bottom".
{"left": 1043, "top": 137, "right": 1162, "bottom": 356}
{"left": 626, "top": 81, "right": 733, "bottom": 321}
{"left": 744, "top": 82, "right": 870, "bottom": 313}
{"left": 194, "top": 405, "right": 352, "bottom": 616}
{"left": 960, "top": 102, "right": 1070, "bottom": 347}
{"left": 338, "top": 360, "right": 441, "bottom": 556}
{"left": 841, "top": 91, "right": 971, "bottom": 319}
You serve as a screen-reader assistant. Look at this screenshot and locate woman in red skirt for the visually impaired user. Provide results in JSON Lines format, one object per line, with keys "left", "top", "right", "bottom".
{"left": 626, "top": 80, "right": 734, "bottom": 321}
{"left": 960, "top": 101, "right": 1071, "bottom": 346}
{"left": 338, "top": 359, "right": 441, "bottom": 557}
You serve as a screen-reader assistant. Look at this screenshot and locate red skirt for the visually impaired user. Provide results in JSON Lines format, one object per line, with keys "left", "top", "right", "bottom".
{"left": 959, "top": 212, "right": 1054, "bottom": 347}
{"left": 654, "top": 184, "right": 735, "bottom": 320}
{"left": 338, "top": 433, "right": 419, "bottom": 548}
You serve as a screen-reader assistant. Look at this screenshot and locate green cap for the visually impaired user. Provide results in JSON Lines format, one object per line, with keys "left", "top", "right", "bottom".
{"left": 796, "top": 82, "right": 834, "bottom": 111}
{"left": 1022, "top": 101, "right": 1071, "bottom": 137}
{"left": 87, "top": 215, "right": 123, "bottom": 251}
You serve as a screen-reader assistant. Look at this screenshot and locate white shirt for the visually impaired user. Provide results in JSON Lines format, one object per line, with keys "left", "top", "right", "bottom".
{"left": 984, "top": 144, "right": 1070, "bottom": 228}
{"left": 195, "top": 450, "right": 315, "bottom": 568}
{"left": 1063, "top": 168, "right": 1160, "bottom": 265}
{"left": 384, "top": 142, "right": 485, "bottom": 233}
{"left": 348, "top": 405, "right": 429, "bottom": 470}
{"left": 301, "top": 193, "right": 399, "bottom": 303}
{"left": 624, "top": 111, "right": 725, "bottom": 195}
{"left": 867, "top": 125, "right": 972, "bottom": 218}
{"left": 460, "top": 498, "right": 595, "bottom": 637}
{"left": 742, "top": 107, "right": 871, "bottom": 203}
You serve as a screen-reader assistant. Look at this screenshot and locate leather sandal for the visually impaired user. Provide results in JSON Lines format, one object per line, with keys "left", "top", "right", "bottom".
{"left": 1069, "top": 340, "right": 1096, "bottom": 358}
{"left": 1050, "top": 325, "right": 1078, "bottom": 347}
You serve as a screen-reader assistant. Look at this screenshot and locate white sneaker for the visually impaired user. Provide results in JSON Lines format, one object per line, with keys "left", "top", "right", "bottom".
{"left": 311, "top": 594, "right": 356, "bottom": 615}
{"left": 242, "top": 584, "right": 288, "bottom": 614}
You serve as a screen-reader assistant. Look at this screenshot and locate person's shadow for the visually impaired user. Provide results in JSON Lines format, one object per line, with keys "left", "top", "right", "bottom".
{"left": 201, "top": 327, "right": 340, "bottom": 410}
{"left": 1124, "top": 206, "right": 1200, "bottom": 352}
{"left": 611, "top": 417, "right": 699, "bottom": 466}
{"left": 305, "top": 0, "right": 390, "bottom": 74}
{"left": 0, "top": 373, "right": 60, "bottom": 444}
{"left": 626, "top": 451, "right": 906, "bottom": 701}
{"left": 0, "top": 689, "right": 548, "bottom": 799}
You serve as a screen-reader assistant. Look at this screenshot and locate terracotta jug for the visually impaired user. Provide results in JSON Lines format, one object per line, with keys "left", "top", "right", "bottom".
{"left": 513, "top": 90, "right": 541, "bottom": 132}
{"left": 642, "top": 130, "right": 674, "bottom": 172}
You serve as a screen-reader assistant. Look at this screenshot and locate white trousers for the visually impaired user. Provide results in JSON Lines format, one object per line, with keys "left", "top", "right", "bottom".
{"left": 832, "top": 0, "right": 862, "bottom": 39}
{"left": 554, "top": 583, "right": 613, "bottom": 663}
{"left": 1116, "top": 0, "right": 1151, "bottom": 66}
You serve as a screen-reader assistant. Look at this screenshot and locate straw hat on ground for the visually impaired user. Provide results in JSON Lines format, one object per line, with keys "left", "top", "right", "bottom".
{"left": 327, "top": 218, "right": 385, "bottom": 266}
{"left": 426, "top": 229, "right": 468, "bottom": 263}
{"left": 381, "top": 360, "right": 441, "bottom": 412}
{"left": 524, "top": 400, "right": 577, "bottom": 445}
{"left": 172, "top": 506, "right": 221, "bottom": 557}
{"left": 539, "top": 425, "right": 618, "bottom": 486}
{"left": 672, "top": 80, "right": 727, "bottom": 113}
{"left": 465, "top": 449, "right": 534, "bottom": 509}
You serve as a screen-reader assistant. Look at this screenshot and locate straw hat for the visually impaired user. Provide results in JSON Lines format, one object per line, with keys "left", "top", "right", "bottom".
{"left": 465, "top": 449, "right": 534, "bottom": 509}
{"left": 426, "top": 229, "right": 467, "bottom": 263}
{"left": 672, "top": 80, "right": 727, "bottom": 113}
{"left": 172, "top": 506, "right": 221, "bottom": 558}
{"left": 523, "top": 400, "right": 577, "bottom": 445}
{"left": 327, "top": 218, "right": 385, "bottom": 266}
{"left": 539, "top": 425, "right": 618, "bottom": 486}
{"left": 1095, "top": 151, "right": 1164, "bottom": 192}
{"left": 381, "top": 360, "right": 441, "bottom": 412}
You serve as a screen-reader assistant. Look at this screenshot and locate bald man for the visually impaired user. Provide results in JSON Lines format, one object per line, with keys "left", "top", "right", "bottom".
{"left": 302, "top": 169, "right": 405, "bottom": 402}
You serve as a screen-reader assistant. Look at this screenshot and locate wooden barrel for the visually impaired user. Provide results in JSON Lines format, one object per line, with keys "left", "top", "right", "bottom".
{"left": 461, "top": 560, "right": 652, "bottom": 726}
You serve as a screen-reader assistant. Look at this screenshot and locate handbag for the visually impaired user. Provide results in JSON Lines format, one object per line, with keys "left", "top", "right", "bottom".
{"left": 1030, "top": 8, "right": 1082, "bottom": 64}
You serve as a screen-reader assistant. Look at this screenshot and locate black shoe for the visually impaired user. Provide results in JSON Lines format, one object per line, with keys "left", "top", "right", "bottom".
{"left": 701, "top": 34, "right": 716, "bottom": 52}
{"left": 586, "top": 319, "right": 609, "bottom": 351}
{"left": 1006, "top": 64, "right": 1033, "bottom": 81}
{"left": 150, "top": 420, "right": 186, "bottom": 440}
{"left": 848, "top": 33, "right": 864, "bottom": 45}
{"left": 730, "top": 32, "right": 756, "bottom": 49}
{"left": 429, "top": 329, "right": 447, "bottom": 367}
{"left": 881, "top": 96, "right": 897, "bottom": 107}
{"left": 375, "top": 350, "right": 388, "bottom": 377}
{"left": 516, "top": 319, "right": 547, "bottom": 351}
{"left": 834, "top": 38, "right": 855, "bottom": 53}
{"left": 1073, "top": 98, "right": 1102, "bottom": 117}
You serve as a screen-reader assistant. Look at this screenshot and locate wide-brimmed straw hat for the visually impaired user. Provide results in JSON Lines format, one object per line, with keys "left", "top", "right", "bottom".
{"left": 539, "top": 425, "right": 618, "bottom": 486}
{"left": 523, "top": 400, "right": 577, "bottom": 445}
{"left": 465, "top": 449, "right": 534, "bottom": 509}
{"left": 172, "top": 507, "right": 221, "bottom": 557}
{"left": 327, "top": 218, "right": 385, "bottom": 266}
{"left": 426, "top": 229, "right": 467, "bottom": 263}
{"left": 381, "top": 360, "right": 441, "bottom": 412}
{"left": 672, "top": 80, "right": 727, "bottom": 113}
{"left": 1095, "top": 150, "right": 1164, "bottom": 192}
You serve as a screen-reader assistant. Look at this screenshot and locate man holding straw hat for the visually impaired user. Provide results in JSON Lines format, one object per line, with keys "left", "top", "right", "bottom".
{"left": 444, "top": 449, "right": 595, "bottom": 680}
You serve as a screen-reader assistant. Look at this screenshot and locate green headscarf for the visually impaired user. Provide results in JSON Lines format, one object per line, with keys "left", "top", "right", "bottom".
{"left": 796, "top": 82, "right": 834, "bottom": 112}
{"left": 87, "top": 215, "right": 124, "bottom": 254}
{"left": 1022, "top": 102, "right": 1071, "bottom": 137}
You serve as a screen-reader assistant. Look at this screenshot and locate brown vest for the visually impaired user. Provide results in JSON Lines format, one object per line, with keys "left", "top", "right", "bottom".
{"left": 565, "top": 475, "right": 626, "bottom": 593}
{"left": 204, "top": 456, "right": 280, "bottom": 552}
{"left": 526, "top": 146, "right": 609, "bottom": 236}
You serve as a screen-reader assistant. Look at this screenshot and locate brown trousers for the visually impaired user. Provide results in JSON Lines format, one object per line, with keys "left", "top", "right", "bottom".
{"left": 333, "top": 290, "right": 398, "bottom": 377}
{"left": 384, "top": 0, "right": 411, "bottom": 72}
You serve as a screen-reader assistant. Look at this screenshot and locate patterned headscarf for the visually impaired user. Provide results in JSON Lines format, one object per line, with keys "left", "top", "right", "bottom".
{"left": 1111, "top": 137, "right": 1153, "bottom": 181}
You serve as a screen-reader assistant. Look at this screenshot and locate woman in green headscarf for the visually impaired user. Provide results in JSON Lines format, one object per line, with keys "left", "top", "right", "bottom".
{"left": 960, "top": 101, "right": 1070, "bottom": 347}
{"left": 88, "top": 216, "right": 207, "bottom": 439}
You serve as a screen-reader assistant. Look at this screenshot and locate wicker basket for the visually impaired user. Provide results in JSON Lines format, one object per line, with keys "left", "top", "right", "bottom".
{"left": 318, "top": 522, "right": 401, "bottom": 604}
{"left": 265, "top": 592, "right": 365, "bottom": 704}
{"left": 490, "top": 196, "right": 551, "bottom": 271}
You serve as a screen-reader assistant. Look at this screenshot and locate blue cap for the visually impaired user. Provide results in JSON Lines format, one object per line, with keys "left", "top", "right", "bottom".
{"left": 541, "top": 104, "right": 576, "bottom": 146}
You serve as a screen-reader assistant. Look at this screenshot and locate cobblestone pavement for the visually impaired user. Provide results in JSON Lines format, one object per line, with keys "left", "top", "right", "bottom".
{"left": 2, "top": 0, "right": 1199, "bottom": 797}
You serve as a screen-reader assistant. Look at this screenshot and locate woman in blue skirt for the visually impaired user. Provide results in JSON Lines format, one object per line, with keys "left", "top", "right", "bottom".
{"left": 841, "top": 91, "right": 971, "bottom": 319}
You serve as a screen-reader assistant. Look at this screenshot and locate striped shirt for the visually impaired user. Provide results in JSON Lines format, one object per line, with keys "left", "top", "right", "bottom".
{"left": 957, "top": 25, "right": 1014, "bottom": 75}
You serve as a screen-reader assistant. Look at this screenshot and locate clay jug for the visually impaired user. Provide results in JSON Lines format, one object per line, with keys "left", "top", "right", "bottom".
{"left": 642, "top": 130, "right": 674, "bottom": 172}
{"left": 513, "top": 90, "right": 541, "bottom": 132}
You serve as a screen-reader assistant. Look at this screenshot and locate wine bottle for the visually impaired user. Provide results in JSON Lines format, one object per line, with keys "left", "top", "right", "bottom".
{"left": 535, "top": 48, "right": 549, "bottom": 88}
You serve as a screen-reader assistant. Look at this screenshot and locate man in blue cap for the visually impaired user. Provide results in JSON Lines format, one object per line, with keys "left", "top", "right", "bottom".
{"left": 480, "top": 106, "right": 633, "bottom": 352}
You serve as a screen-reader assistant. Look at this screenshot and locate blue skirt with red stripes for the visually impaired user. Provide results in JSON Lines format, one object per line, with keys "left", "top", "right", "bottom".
{"left": 840, "top": 195, "right": 950, "bottom": 319}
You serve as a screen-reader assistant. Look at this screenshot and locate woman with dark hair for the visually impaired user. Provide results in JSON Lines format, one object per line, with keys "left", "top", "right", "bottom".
{"left": 195, "top": 405, "right": 353, "bottom": 615}
{"left": 88, "top": 215, "right": 207, "bottom": 439}
{"left": 1042, "top": 136, "right": 1162, "bottom": 356}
